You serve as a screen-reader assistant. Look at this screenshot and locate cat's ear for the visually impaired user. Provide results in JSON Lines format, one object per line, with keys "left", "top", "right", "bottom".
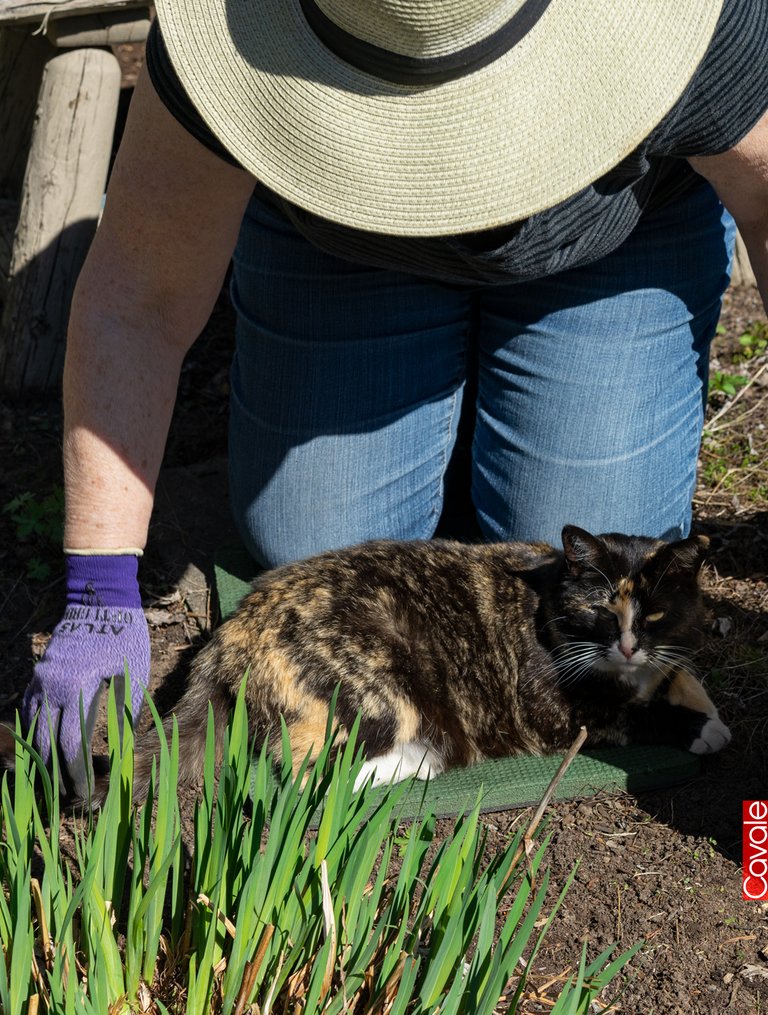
{"left": 645, "top": 534, "right": 709, "bottom": 582}
{"left": 561, "top": 525, "right": 608, "bottom": 578}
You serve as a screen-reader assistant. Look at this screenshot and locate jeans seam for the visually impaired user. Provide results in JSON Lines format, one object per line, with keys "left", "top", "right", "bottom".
{"left": 433, "top": 323, "right": 470, "bottom": 522}
{"left": 434, "top": 390, "right": 459, "bottom": 521}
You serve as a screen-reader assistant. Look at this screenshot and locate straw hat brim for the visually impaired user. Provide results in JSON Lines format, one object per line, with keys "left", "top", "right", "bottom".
{"left": 155, "top": 0, "right": 724, "bottom": 236}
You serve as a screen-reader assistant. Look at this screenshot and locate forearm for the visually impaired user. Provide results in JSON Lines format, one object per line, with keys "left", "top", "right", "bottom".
{"left": 687, "top": 109, "right": 768, "bottom": 317}
{"left": 60, "top": 67, "right": 255, "bottom": 550}
{"left": 62, "top": 297, "right": 188, "bottom": 549}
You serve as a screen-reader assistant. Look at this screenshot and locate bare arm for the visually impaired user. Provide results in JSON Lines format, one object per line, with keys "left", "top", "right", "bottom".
{"left": 64, "top": 68, "right": 255, "bottom": 549}
{"left": 688, "top": 109, "right": 768, "bottom": 309}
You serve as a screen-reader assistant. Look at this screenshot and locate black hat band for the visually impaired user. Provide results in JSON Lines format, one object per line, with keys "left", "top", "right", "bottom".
{"left": 298, "top": 0, "right": 554, "bottom": 86}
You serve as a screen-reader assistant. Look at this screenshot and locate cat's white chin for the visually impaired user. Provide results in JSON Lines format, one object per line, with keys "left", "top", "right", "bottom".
{"left": 591, "top": 650, "right": 659, "bottom": 698}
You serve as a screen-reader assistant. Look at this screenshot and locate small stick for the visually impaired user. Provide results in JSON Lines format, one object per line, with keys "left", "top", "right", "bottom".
{"left": 617, "top": 883, "right": 623, "bottom": 940}
{"left": 502, "top": 726, "right": 588, "bottom": 891}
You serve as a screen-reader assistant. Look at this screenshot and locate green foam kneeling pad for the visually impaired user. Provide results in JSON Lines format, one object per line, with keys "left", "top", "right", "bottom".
{"left": 215, "top": 545, "right": 258, "bottom": 620}
{"left": 355, "top": 747, "right": 699, "bottom": 820}
{"left": 215, "top": 545, "right": 701, "bottom": 815}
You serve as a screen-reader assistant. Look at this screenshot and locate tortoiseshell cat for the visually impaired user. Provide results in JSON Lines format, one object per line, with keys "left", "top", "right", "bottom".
{"left": 127, "top": 525, "right": 729, "bottom": 796}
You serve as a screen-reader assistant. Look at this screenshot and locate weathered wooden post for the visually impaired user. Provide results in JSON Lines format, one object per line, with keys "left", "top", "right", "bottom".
{"left": 0, "top": 27, "right": 53, "bottom": 300}
{"left": 731, "top": 233, "right": 757, "bottom": 288}
{"left": 0, "top": 0, "right": 149, "bottom": 396}
{"left": 0, "top": 46, "right": 121, "bottom": 393}
{"left": 0, "top": 27, "right": 54, "bottom": 197}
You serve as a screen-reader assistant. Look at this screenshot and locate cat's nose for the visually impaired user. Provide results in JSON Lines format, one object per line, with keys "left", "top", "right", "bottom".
{"left": 619, "top": 635, "right": 636, "bottom": 659}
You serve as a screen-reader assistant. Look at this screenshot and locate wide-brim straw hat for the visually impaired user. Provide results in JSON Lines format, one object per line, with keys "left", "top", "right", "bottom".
{"left": 154, "top": 0, "right": 724, "bottom": 236}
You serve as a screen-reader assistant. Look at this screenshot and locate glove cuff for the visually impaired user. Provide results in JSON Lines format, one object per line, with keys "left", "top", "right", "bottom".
{"left": 64, "top": 553, "right": 142, "bottom": 610}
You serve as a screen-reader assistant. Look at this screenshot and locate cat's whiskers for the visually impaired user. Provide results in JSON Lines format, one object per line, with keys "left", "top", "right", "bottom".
{"left": 551, "top": 641, "right": 603, "bottom": 685}
{"left": 651, "top": 646, "right": 698, "bottom": 677}
{"left": 540, "top": 614, "right": 568, "bottom": 630}
{"left": 653, "top": 644, "right": 695, "bottom": 663}
{"left": 555, "top": 652, "right": 602, "bottom": 676}
{"left": 641, "top": 652, "right": 698, "bottom": 695}
{"left": 643, "top": 654, "right": 675, "bottom": 680}
{"left": 552, "top": 640, "right": 603, "bottom": 663}
{"left": 555, "top": 662, "right": 599, "bottom": 687}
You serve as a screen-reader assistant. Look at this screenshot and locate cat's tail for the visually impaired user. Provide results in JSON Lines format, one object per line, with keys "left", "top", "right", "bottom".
{"left": 0, "top": 688, "right": 234, "bottom": 809}
{"left": 82, "top": 680, "right": 235, "bottom": 809}
{"left": 0, "top": 722, "right": 16, "bottom": 771}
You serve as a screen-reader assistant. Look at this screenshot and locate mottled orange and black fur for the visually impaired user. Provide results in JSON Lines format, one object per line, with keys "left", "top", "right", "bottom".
{"left": 125, "top": 525, "right": 729, "bottom": 798}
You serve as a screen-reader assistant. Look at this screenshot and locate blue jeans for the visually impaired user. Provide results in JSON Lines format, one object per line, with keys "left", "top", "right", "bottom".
{"left": 229, "top": 182, "right": 735, "bottom": 567}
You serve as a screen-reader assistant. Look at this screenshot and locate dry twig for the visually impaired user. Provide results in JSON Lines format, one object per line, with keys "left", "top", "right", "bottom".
{"left": 502, "top": 726, "right": 589, "bottom": 891}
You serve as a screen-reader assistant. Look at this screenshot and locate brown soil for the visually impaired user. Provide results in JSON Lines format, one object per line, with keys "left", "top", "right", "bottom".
{"left": 1, "top": 53, "right": 767, "bottom": 1014}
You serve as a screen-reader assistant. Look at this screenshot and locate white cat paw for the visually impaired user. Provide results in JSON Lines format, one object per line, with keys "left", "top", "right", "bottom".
{"left": 689, "top": 716, "right": 731, "bottom": 755}
{"left": 353, "top": 741, "right": 444, "bottom": 791}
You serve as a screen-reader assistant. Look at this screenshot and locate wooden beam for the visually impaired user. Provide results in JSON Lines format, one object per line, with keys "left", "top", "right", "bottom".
{"left": 0, "top": 0, "right": 146, "bottom": 26}
{"left": 46, "top": 9, "right": 150, "bottom": 46}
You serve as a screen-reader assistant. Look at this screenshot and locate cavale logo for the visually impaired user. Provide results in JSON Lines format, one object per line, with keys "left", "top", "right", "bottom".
{"left": 743, "top": 800, "right": 768, "bottom": 901}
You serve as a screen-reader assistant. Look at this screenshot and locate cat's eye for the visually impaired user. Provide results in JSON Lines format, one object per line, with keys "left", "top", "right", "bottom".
{"left": 592, "top": 605, "right": 615, "bottom": 621}
{"left": 646, "top": 611, "right": 665, "bottom": 623}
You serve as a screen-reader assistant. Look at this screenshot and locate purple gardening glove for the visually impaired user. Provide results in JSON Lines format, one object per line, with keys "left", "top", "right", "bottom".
{"left": 22, "top": 553, "right": 150, "bottom": 797}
